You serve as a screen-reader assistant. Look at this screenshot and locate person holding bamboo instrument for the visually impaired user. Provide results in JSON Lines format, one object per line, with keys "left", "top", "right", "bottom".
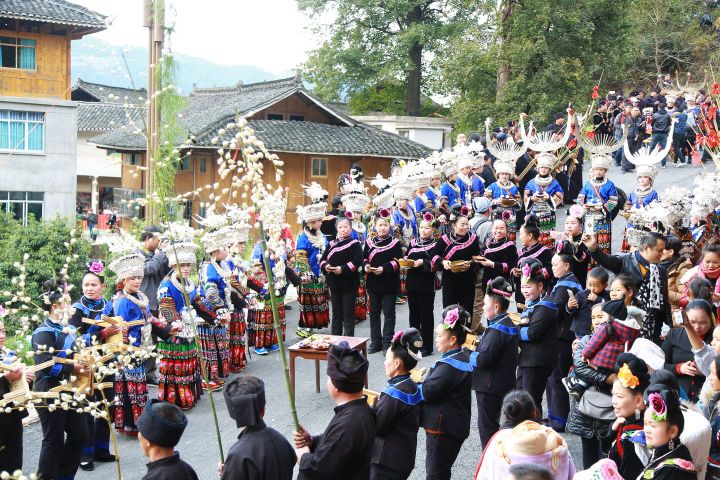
{"left": 68, "top": 259, "right": 118, "bottom": 471}
{"left": 0, "top": 318, "right": 34, "bottom": 473}
{"left": 32, "top": 279, "right": 88, "bottom": 480}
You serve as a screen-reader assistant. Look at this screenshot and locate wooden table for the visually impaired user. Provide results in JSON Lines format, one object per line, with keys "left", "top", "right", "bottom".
{"left": 287, "top": 335, "right": 369, "bottom": 396}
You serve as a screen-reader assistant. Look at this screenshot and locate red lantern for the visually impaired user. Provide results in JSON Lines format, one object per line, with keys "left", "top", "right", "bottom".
{"left": 591, "top": 86, "right": 599, "bottom": 99}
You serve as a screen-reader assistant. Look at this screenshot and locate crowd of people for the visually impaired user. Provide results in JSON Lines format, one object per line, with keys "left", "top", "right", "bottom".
{"left": 4, "top": 85, "right": 720, "bottom": 479}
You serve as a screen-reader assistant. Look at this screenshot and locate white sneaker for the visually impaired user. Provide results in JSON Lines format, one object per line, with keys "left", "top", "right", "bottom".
{"left": 675, "top": 162, "right": 683, "bottom": 168}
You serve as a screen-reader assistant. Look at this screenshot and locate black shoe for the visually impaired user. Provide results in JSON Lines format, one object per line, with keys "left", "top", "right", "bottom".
{"left": 95, "top": 452, "right": 117, "bottom": 463}
{"left": 368, "top": 344, "right": 383, "bottom": 354}
{"left": 80, "top": 461, "right": 95, "bottom": 471}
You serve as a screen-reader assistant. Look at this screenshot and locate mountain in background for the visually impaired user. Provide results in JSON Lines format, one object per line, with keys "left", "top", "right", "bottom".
{"left": 71, "top": 37, "right": 291, "bottom": 93}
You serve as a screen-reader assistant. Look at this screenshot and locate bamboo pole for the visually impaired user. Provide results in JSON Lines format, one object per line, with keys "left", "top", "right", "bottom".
{"left": 256, "top": 221, "right": 300, "bottom": 431}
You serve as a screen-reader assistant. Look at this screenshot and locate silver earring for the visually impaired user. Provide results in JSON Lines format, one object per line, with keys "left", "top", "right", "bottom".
{"left": 668, "top": 438, "right": 675, "bottom": 450}
{"left": 635, "top": 409, "right": 641, "bottom": 420}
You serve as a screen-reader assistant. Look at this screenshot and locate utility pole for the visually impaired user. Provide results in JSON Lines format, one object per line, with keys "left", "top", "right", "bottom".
{"left": 143, "top": 0, "right": 164, "bottom": 223}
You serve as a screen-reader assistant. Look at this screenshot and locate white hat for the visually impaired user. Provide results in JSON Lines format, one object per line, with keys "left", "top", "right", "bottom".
{"left": 629, "top": 338, "right": 666, "bottom": 371}
{"left": 165, "top": 241, "right": 198, "bottom": 266}
{"left": 590, "top": 154, "right": 612, "bottom": 171}
{"left": 202, "top": 228, "right": 232, "bottom": 253}
{"left": 371, "top": 175, "right": 394, "bottom": 210}
{"left": 494, "top": 159, "right": 515, "bottom": 175}
{"left": 443, "top": 159, "right": 458, "bottom": 177}
{"left": 227, "top": 222, "right": 251, "bottom": 243}
{"left": 535, "top": 152, "right": 556, "bottom": 170}
{"left": 636, "top": 165, "right": 658, "bottom": 181}
{"left": 393, "top": 182, "right": 415, "bottom": 201}
{"left": 108, "top": 252, "right": 145, "bottom": 280}
{"left": 296, "top": 182, "right": 329, "bottom": 224}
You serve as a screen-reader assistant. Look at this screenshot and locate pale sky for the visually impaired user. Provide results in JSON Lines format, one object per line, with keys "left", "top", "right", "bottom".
{"left": 73, "top": 0, "right": 315, "bottom": 73}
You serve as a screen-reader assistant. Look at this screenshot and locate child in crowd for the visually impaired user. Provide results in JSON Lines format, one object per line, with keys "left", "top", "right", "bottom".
{"left": 568, "top": 266, "right": 610, "bottom": 338}
{"left": 563, "top": 299, "right": 642, "bottom": 400}
{"left": 137, "top": 400, "right": 198, "bottom": 479}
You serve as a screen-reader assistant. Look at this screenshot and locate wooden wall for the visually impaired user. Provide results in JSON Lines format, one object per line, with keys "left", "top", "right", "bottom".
{"left": 0, "top": 30, "right": 70, "bottom": 99}
{"left": 250, "top": 93, "right": 346, "bottom": 126}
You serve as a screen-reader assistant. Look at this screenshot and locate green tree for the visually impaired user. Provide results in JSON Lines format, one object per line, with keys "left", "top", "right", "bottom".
{"left": 348, "top": 80, "right": 448, "bottom": 116}
{"left": 298, "top": 0, "right": 479, "bottom": 116}
{"left": 436, "top": 0, "right": 632, "bottom": 132}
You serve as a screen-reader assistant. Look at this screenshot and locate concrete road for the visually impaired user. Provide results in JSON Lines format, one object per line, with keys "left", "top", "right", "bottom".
{"left": 21, "top": 160, "right": 707, "bottom": 479}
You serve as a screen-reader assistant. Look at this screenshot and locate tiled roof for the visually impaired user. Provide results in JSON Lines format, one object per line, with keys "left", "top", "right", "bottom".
{"left": 89, "top": 76, "right": 431, "bottom": 159}
{"left": 77, "top": 102, "right": 146, "bottom": 132}
{"left": 90, "top": 119, "right": 430, "bottom": 159}
{"left": 73, "top": 79, "right": 147, "bottom": 104}
{"left": 0, "top": 0, "right": 106, "bottom": 30}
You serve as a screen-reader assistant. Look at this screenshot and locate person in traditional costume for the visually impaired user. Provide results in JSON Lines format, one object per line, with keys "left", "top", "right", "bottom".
{"left": 519, "top": 112, "right": 571, "bottom": 250}
{"left": 636, "top": 385, "right": 697, "bottom": 480}
{"left": 293, "top": 341, "right": 376, "bottom": 479}
{"left": 364, "top": 208, "right": 403, "bottom": 354}
{"left": 681, "top": 239, "right": 720, "bottom": 304}
{"left": 426, "top": 172, "right": 442, "bottom": 210}
{"left": 607, "top": 354, "right": 651, "bottom": 480}
{"left": 295, "top": 183, "right": 331, "bottom": 337}
{"left": 515, "top": 257, "right": 558, "bottom": 418}
{"left": 342, "top": 181, "right": 371, "bottom": 322}
{"left": 137, "top": 399, "right": 198, "bottom": 480}
{"left": 405, "top": 212, "right": 440, "bottom": 356}
{"left": 392, "top": 180, "right": 418, "bottom": 305}
{"left": 32, "top": 279, "right": 88, "bottom": 480}
{"left": 110, "top": 253, "right": 175, "bottom": 435}
{"left": 576, "top": 127, "right": 625, "bottom": 255}
{"left": 371, "top": 328, "right": 423, "bottom": 480}
{"left": 524, "top": 154, "right": 564, "bottom": 250}
{"left": 485, "top": 160, "right": 522, "bottom": 241}
{"left": 319, "top": 216, "right": 363, "bottom": 336}
{"left": 473, "top": 277, "right": 519, "bottom": 447}
{"left": 156, "top": 242, "right": 204, "bottom": 410}
{"left": 456, "top": 147, "right": 479, "bottom": 206}
{"left": 196, "top": 229, "right": 233, "bottom": 388}
{"left": 69, "top": 260, "right": 117, "bottom": 471}
{"left": 544, "top": 241, "right": 584, "bottom": 432}
{"left": 436, "top": 204, "right": 480, "bottom": 317}
{"left": 420, "top": 305, "right": 474, "bottom": 479}
{"left": 440, "top": 158, "right": 462, "bottom": 209}
{"left": 220, "top": 376, "right": 296, "bottom": 480}
{"left": 0, "top": 319, "right": 33, "bottom": 474}
{"left": 620, "top": 134, "right": 669, "bottom": 252}
{"left": 513, "top": 215, "right": 553, "bottom": 311}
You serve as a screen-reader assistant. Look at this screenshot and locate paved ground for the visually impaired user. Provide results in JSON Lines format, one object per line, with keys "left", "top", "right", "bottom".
{"left": 21, "top": 160, "right": 708, "bottom": 479}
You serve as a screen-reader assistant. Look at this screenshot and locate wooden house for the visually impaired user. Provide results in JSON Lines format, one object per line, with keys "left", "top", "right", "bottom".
{"left": 90, "top": 76, "right": 431, "bottom": 225}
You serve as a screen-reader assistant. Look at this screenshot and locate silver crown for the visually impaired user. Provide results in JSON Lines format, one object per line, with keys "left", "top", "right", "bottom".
{"left": 485, "top": 118, "right": 527, "bottom": 163}
{"left": 519, "top": 112, "right": 572, "bottom": 153}
{"left": 108, "top": 252, "right": 145, "bottom": 280}
{"left": 165, "top": 241, "right": 199, "bottom": 266}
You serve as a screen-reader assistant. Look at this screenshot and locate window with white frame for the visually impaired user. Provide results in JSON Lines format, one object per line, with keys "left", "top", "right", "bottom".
{"left": 0, "top": 110, "right": 44, "bottom": 152}
{"left": 311, "top": 157, "right": 327, "bottom": 177}
{"left": 397, "top": 129, "right": 410, "bottom": 139}
{"left": 0, "top": 191, "right": 44, "bottom": 225}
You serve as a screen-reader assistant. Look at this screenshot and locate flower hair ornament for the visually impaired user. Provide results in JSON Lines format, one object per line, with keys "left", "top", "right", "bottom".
{"left": 449, "top": 205, "right": 470, "bottom": 222}
{"left": 423, "top": 211, "right": 435, "bottom": 223}
{"left": 344, "top": 210, "right": 354, "bottom": 220}
{"left": 647, "top": 392, "right": 667, "bottom": 421}
{"left": 617, "top": 364, "right": 640, "bottom": 389}
{"left": 501, "top": 210, "right": 511, "bottom": 222}
{"left": 86, "top": 259, "right": 105, "bottom": 277}
{"left": 442, "top": 307, "right": 461, "bottom": 329}
{"left": 392, "top": 330, "right": 403, "bottom": 343}
{"left": 378, "top": 208, "right": 391, "bottom": 219}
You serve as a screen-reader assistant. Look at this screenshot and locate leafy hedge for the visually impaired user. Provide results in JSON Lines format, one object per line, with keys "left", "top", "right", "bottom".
{"left": 0, "top": 213, "right": 91, "bottom": 334}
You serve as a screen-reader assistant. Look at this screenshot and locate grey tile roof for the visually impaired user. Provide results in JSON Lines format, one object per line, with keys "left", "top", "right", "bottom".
{"left": 0, "top": 0, "right": 106, "bottom": 29}
{"left": 90, "top": 119, "right": 430, "bottom": 159}
{"left": 89, "top": 76, "right": 431, "bottom": 159}
{"left": 77, "top": 102, "right": 146, "bottom": 132}
{"left": 73, "top": 79, "right": 147, "bottom": 104}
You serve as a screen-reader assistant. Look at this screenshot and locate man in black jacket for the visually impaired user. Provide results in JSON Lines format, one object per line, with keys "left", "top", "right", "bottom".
{"left": 294, "top": 341, "right": 376, "bottom": 479}
{"left": 221, "top": 376, "right": 295, "bottom": 480}
{"left": 584, "top": 231, "right": 671, "bottom": 345}
{"left": 649, "top": 103, "right": 672, "bottom": 167}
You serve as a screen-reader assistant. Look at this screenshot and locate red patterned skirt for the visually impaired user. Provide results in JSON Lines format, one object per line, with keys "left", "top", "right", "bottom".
{"left": 355, "top": 274, "right": 368, "bottom": 322}
{"left": 248, "top": 302, "right": 286, "bottom": 348}
{"left": 298, "top": 279, "right": 330, "bottom": 329}
{"left": 228, "top": 310, "right": 247, "bottom": 372}
{"left": 196, "top": 324, "right": 230, "bottom": 381}
{"left": 114, "top": 362, "right": 147, "bottom": 433}
{"left": 157, "top": 336, "right": 203, "bottom": 409}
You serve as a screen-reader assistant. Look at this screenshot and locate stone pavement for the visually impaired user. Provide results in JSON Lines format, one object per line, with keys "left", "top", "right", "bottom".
{"left": 21, "top": 160, "right": 708, "bottom": 479}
